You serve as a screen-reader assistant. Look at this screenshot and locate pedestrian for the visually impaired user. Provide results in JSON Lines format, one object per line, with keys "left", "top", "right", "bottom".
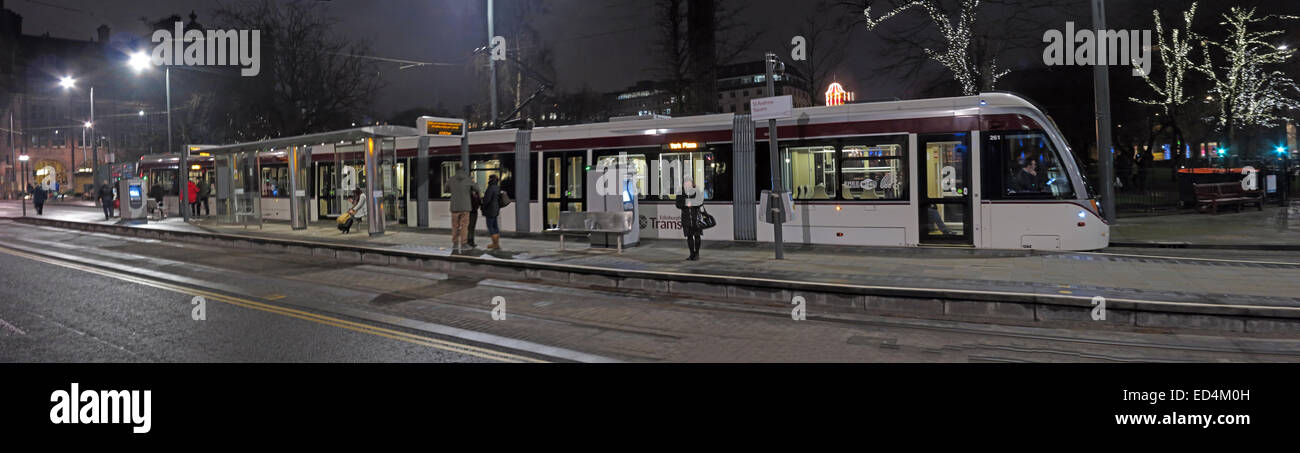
{"left": 31, "top": 183, "right": 47, "bottom": 215}
{"left": 339, "top": 189, "right": 366, "bottom": 234}
{"left": 675, "top": 180, "right": 704, "bottom": 261}
{"left": 481, "top": 174, "right": 504, "bottom": 250}
{"left": 186, "top": 179, "right": 200, "bottom": 218}
{"left": 195, "top": 178, "right": 210, "bottom": 217}
{"left": 468, "top": 181, "right": 482, "bottom": 248}
{"left": 447, "top": 169, "right": 474, "bottom": 252}
{"left": 97, "top": 180, "right": 115, "bottom": 220}
{"left": 149, "top": 182, "right": 166, "bottom": 219}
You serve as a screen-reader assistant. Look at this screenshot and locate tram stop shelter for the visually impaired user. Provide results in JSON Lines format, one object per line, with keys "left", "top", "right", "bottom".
{"left": 201, "top": 126, "right": 419, "bottom": 236}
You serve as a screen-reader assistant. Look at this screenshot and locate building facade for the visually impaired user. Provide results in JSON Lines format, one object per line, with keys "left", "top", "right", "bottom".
{"left": 1, "top": 0, "right": 162, "bottom": 197}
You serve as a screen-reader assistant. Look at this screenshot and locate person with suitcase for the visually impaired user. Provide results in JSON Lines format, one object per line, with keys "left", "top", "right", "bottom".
{"left": 339, "top": 189, "right": 366, "bottom": 234}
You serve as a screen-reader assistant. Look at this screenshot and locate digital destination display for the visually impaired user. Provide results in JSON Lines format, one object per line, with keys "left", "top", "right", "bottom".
{"left": 417, "top": 116, "right": 466, "bottom": 138}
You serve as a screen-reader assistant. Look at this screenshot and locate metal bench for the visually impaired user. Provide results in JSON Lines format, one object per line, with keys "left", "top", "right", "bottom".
{"left": 545, "top": 211, "right": 635, "bottom": 254}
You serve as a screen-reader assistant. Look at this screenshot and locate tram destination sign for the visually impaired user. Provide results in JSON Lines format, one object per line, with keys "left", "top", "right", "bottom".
{"left": 417, "top": 116, "right": 466, "bottom": 138}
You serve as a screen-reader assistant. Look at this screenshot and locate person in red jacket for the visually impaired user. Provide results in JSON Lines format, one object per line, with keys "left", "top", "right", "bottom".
{"left": 186, "top": 179, "right": 200, "bottom": 218}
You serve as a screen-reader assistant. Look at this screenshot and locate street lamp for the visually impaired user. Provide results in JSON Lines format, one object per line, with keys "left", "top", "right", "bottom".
{"left": 59, "top": 76, "right": 75, "bottom": 89}
{"left": 131, "top": 50, "right": 179, "bottom": 218}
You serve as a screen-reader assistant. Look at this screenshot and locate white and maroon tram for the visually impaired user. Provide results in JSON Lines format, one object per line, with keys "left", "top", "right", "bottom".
{"left": 138, "top": 92, "right": 1108, "bottom": 251}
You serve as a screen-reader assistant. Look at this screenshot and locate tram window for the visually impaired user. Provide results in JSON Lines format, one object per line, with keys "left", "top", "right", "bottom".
{"left": 261, "top": 166, "right": 289, "bottom": 198}
{"left": 781, "top": 145, "right": 836, "bottom": 200}
{"left": 149, "top": 170, "right": 177, "bottom": 193}
{"left": 841, "top": 143, "right": 906, "bottom": 201}
{"left": 983, "top": 131, "right": 1075, "bottom": 199}
{"left": 595, "top": 154, "right": 650, "bottom": 200}
{"left": 438, "top": 157, "right": 514, "bottom": 198}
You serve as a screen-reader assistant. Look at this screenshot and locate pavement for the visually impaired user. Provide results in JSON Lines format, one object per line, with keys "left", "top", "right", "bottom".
{"left": 3, "top": 200, "right": 1299, "bottom": 315}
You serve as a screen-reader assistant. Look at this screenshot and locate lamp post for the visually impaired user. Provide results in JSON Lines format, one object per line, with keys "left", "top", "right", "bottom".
{"left": 60, "top": 76, "right": 95, "bottom": 200}
{"left": 18, "top": 154, "right": 28, "bottom": 216}
{"left": 130, "top": 52, "right": 170, "bottom": 157}
{"left": 131, "top": 52, "right": 182, "bottom": 220}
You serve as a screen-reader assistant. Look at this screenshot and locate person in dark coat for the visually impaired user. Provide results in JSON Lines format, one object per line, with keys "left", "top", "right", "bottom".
{"left": 31, "top": 184, "right": 47, "bottom": 215}
{"left": 675, "top": 181, "right": 704, "bottom": 261}
{"left": 481, "top": 174, "right": 503, "bottom": 250}
{"left": 197, "top": 179, "right": 212, "bottom": 217}
{"left": 468, "top": 182, "right": 482, "bottom": 248}
{"left": 97, "top": 181, "right": 115, "bottom": 219}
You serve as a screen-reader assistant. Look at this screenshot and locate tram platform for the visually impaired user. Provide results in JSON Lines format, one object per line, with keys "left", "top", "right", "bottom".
{"left": 3, "top": 199, "right": 1299, "bottom": 335}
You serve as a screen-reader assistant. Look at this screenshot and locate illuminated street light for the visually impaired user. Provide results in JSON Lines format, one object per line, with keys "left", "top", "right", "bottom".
{"left": 83, "top": 121, "right": 93, "bottom": 128}
{"left": 139, "top": 110, "right": 145, "bottom": 116}
{"left": 18, "top": 154, "right": 29, "bottom": 162}
{"left": 59, "top": 76, "right": 75, "bottom": 89}
{"left": 129, "top": 52, "right": 152, "bottom": 72}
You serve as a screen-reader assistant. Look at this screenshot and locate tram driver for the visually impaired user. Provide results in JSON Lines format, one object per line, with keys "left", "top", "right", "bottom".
{"left": 1011, "top": 158, "right": 1045, "bottom": 195}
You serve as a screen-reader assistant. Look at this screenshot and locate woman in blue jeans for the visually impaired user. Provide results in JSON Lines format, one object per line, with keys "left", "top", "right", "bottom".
{"left": 481, "top": 175, "right": 503, "bottom": 250}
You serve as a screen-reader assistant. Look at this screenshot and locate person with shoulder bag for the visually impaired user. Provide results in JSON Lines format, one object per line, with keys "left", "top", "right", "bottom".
{"left": 675, "top": 181, "right": 707, "bottom": 261}
{"left": 482, "top": 175, "right": 506, "bottom": 250}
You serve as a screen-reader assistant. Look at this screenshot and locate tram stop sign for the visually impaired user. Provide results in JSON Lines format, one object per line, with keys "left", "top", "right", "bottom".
{"left": 417, "top": 116, "right": 466, "bottom": 138}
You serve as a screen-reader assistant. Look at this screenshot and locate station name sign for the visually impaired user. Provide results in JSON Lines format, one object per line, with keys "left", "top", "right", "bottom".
{"left": 417, "top": 116, "right": 466, "bottom": 138}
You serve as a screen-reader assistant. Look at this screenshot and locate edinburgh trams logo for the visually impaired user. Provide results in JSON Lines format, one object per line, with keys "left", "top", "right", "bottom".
{"left": 49, "top": 383, "right": 152, "bottom": 434}
{"left": 150, "top": 21, "right": 261, "bottom": 76}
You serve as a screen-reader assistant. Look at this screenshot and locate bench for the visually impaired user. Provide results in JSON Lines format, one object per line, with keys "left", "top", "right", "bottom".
{"left": 545, "top": 211, "right": 635, "bottom": 254}
{"left": 1194, "top": 182, "right": 1264, "bottom": 214}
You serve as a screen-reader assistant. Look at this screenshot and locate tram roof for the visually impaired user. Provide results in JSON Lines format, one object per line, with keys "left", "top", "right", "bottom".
{"left": 197, "top": 126, "right": 421, "bottom": 156}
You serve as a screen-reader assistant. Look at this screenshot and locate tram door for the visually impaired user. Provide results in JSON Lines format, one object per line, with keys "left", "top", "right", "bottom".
{"left": 918, "top": 134, "right": 973, "bottom": 245}
{"left": 378, "top": 138, "right": 405, "bottom": 225}
{"left": 543, "top": 151, "right": 586, "bottom": 229}
{"left": 316, "top": 163, "right": 340, "bottom": 219}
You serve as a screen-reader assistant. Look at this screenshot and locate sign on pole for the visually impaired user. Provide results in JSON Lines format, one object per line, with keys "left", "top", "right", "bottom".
{"left": 417, "top": 116, "right": 467, "bottom": 138}
{"left": 750, "top": 95, "right": 793, "bottom": 122}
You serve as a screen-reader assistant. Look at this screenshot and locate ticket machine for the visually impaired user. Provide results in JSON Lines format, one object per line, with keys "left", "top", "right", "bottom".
{"left": 118, "top": 178, "right": 148, "bottom": 223}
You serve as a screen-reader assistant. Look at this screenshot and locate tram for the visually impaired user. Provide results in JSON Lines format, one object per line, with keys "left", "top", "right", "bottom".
{"left": 137, "top": 92, "right": 1108, "bottom": 251}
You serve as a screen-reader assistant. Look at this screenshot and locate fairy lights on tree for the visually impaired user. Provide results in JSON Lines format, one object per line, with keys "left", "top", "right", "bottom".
{"left": 1131, "top": 3, "right": 1198, "bottom": 122}
{"left": 862, "top": 0, "right": 1008, "bottom": 96}
{"left": 1130, "top": 2, "right": 1200, "bottom": 165}
{"left": 1192, "top": 6, "right": 1298, "bottom": 153}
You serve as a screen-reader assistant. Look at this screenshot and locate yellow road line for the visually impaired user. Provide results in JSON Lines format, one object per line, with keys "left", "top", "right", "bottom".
{"left": 0, "top": 245, "right": 546, "bottom": 363}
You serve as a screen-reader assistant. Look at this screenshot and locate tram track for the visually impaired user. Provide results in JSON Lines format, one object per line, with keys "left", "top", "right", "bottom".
{"left": 665, "top": 297, "right": 1300, "bottom": 360}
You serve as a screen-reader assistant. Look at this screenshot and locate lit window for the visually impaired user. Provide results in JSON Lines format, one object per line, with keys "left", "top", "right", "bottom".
{"left": 781, "top": 146, "right": 836, "bottom": 200}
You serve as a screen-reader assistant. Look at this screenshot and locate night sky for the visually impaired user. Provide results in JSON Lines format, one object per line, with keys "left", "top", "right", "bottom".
{"left": 8, "top": 0, "right": 1299, "bottom": 118}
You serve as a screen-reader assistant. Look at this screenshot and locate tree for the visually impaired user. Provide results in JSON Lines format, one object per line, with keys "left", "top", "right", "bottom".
{"left": 213, "top": 0, "right": 383, "bottom": 140}
{"left": 1131, "top": 2, "right": 1201, "bottom": 177}
{"left": 793, "top": 0, "right": 851, "bottom": 105}
{"left": 1193, "top": 6, "right": 1298, "bottom": 157}
{"left": 851, "top": 0, "right": 1077, "bottom": 96}
{"left": 650, "top": 0, "right": 690, "bottom": 113}
{"left": 649, "top": 0, "right": 762, "bottom": 115}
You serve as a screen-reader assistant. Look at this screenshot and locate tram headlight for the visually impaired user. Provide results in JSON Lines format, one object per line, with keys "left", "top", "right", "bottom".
{"left": 1078, "top": 210, "right": 1087, "bottom": 219}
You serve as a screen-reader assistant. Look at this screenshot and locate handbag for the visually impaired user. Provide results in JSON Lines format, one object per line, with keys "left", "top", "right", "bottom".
{"left": 500, "top": 191, "right": 512, "bottom": 208}
{"left": 337, "top": 211, "right": 353, "bottom": 225}
{"left": 699, "top": 208, "right": 717, "bottom": 230}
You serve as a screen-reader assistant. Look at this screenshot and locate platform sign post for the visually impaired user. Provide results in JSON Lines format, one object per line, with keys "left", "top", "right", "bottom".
{"left": 755, "top": 52, "right": 791, "bottom": 260}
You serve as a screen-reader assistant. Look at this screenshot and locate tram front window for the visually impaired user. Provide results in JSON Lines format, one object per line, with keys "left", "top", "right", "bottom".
{"left": 984, "top": 131, "right": 1075, "bottom": 199}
